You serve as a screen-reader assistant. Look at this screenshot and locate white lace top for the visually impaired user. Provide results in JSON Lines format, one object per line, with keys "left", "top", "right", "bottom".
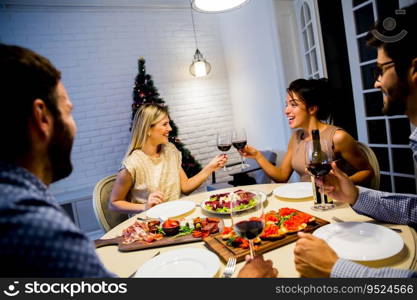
{"left": 122, "top": 143, "right": 182, "bottom": 204}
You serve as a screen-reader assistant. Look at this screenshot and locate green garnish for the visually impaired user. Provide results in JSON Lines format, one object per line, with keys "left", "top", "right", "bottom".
{"left": 226, "top": 236, "right": 237, "bottom": 246}
{"left": 171, "top": 224, "right": 194, "bottom": 238}
{"left": 277, "top": 212, "right": 296, "bottom": 226}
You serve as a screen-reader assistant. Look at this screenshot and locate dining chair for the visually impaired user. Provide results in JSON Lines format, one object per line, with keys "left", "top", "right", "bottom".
{"left": 357, "top": 142, "right": 380, "bottom": 190}
{"left": 93, "top": 174, "right": 128, "bottom": 232}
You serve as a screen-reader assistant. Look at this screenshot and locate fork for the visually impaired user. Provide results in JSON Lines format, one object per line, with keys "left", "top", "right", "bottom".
{"left": 222, "top": 257, "right": 237, "bottom": 278}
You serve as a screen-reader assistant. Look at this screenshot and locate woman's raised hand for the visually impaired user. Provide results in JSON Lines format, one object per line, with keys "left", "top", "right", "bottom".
{"left": 145, "top": 191, "right": 165, "bottom": 209}
{"left": 240, "top": 145, "right": 260, "bottom": 159}
{"left": 207, "top": 154, "right": 228, "bottom": 171}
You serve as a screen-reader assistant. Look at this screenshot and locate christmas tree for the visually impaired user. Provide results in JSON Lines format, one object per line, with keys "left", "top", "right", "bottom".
{"left": 131, "top": 57, "right": 202, "bottom": 177}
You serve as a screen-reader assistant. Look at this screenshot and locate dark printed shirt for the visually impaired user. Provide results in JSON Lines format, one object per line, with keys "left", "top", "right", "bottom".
{"left": 0, "top": 162, "right": 113, "bottom": 277}
{"left": 331, "top": 128, "right": 417, "bottom": 278}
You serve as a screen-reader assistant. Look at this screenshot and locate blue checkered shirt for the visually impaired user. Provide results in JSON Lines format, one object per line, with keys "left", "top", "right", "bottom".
{"left": 331, "top": 128, "right": 417, "bottom": 278}
{"left": 0, "top": 162, "right": 114, "bottom": 277}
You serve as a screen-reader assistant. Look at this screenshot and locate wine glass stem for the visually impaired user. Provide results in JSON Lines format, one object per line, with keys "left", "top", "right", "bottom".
{"left": 249, "top": 240, "right": 255, "bottom": 259}
{"left": 240, "top": 155, "right": 244, "bottom": 170}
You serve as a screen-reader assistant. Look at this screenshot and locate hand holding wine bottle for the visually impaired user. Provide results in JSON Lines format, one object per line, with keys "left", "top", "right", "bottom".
{"left": 306, "top": 130, "right": 333, "bottom": 177}
{"left": 305, "top": 129, "right": 334, "bottom": 210}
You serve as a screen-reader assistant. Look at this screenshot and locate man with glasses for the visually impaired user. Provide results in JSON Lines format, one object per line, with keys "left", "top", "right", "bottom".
{"left": 293, "top": 3, "right": 417, "bottom": 278}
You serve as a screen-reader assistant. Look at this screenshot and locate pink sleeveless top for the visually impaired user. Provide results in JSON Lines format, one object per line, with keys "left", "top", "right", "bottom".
{"left": 291, "top": 125, "right": 356, "bottom": 182}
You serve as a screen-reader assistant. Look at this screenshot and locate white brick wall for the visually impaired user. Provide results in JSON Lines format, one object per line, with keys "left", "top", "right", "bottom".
{"left": 0, "top": 3, "right": 237, "bottom": 196}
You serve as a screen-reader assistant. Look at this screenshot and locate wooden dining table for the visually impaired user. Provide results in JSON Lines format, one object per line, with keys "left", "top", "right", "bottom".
{"left": 95, "top": 183, "right": 417, "bottom": 277}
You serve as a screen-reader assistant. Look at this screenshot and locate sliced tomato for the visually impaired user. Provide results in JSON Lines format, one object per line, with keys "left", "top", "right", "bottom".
{"left": 222, "top": 227, "right": 233, "bottom": 235}
{"left": 296, "top": 212, "right": 314, "bottom": 223}
{"left": 263, "top": 212, "right": 279, "bottom": 223}
{"left": 278, "top": 207, "right": 297, "bottom": 217}
{"left": 240, "top": 239, "right": 249, "bottom": 249}
{"left": 192, "top": 230, "right": 203, "bottom": 238}
{"left": 282, "top": 219, "right": 304, "bottom": 232}
{"left": 261, "top": 224, "right": 280, "bottom": 238}
{"left": 163, "top": 219, "right": 179, "bottom": 228}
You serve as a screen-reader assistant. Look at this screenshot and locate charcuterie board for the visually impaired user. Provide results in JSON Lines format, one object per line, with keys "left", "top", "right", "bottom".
{"left": 95, "top": 217, "right": 223, "bottom": 252}
{"left": 94, "top": 234, "right": 204, "bottom": 252}
{"left": 203, "top": 210, "right": 329, "bottom": 263}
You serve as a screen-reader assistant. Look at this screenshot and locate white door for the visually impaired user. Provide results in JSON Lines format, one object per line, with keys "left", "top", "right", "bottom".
{"left": 295, "top": 0, "right": 327, "bottom": 78}
{"left": 341, "top": 0, "right": 416, "bottom": 193}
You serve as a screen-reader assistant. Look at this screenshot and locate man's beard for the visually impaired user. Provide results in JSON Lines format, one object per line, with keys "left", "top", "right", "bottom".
{"left": 48, "top": 116, "right": 74, "bottom": 183}
{"left": 382, "top": 78, "right": 410, "bottom": 116}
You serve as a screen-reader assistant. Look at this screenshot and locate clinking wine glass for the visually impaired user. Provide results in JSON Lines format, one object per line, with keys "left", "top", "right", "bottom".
{"left": 232, "top": 128, "right": 249, "bottom": 170}
{"left": 305, "top": 138, "right": 334, "bottom": 211}
{"left": 230, "top": 191, "right": 264, "bottom": 259}
{"left": 217, "top": 131, "right": 232, "bottom": 171}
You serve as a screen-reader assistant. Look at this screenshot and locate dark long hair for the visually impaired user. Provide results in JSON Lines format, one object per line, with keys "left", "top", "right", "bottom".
{"left": 287, "top": 78, "right": 333, "bottom": 122}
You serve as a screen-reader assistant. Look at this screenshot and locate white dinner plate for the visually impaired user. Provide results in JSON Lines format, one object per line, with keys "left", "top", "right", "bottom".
{"left": 201, "top": 191, "right": 266, "bottom": 215}
{"left": 135, "top": 248, "right": 220, "bottom": 278}
{"left": 145, "top": 200, "right": 195, "bottom": 219}
{"left": 313, "top": 222, "right": 404, "bottom": 261}
{"left": 273, "top": 182, "right": 313, "bottom": 199}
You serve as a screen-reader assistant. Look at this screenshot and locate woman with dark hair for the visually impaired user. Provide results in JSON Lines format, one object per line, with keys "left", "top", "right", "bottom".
{"left": 241, "top": 78, "right": 373, "bottom": 185}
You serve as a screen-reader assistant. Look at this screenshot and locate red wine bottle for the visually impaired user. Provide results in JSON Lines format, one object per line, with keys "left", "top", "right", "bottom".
{"left": 308, "top": 130, "right": 331, "bottom": 205}
{"left": 308, "top": 130, "right": 331, "bottom": 177}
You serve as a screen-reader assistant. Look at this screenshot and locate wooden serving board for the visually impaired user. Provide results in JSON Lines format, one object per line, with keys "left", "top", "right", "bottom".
{"left": 94, "top": 234, "right": 204, "bottom": 252}
{"left": 203, "top": 211, "right": 329, "bottom": 263}
{"left": 95, "top": 219, "right": 224, "bottom": 252}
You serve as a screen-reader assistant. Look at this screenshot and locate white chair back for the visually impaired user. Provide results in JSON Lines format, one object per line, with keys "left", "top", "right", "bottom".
{"left": 357, "top": 142, "right": 380, "bottom": 190}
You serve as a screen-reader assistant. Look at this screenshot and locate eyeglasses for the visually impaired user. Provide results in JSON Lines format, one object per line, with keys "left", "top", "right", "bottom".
{"left": 373, "top": 61, "right": 395, "bottom": 82}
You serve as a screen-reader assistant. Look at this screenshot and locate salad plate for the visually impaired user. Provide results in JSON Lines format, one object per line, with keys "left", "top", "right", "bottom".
{"left": 201, "top": 190, "right": 265, "bottom": 215}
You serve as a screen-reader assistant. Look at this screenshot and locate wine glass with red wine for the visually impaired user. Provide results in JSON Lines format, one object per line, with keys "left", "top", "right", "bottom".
{"left": 232, "top": 128, "right": 249, "bottom": 170}
{"left": 230, "top": 191, "right": 264, "bottom": 259}
{"left": 217, "top": 131, "right": 231, "bottom": 171}
{"left": 305, "top": 139, "right": 334, "bottom": 210}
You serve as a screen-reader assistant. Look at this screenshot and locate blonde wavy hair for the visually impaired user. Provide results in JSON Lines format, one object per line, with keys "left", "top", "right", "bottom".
{"left": 123, "top": 104, "right": 169, "bottom": 162}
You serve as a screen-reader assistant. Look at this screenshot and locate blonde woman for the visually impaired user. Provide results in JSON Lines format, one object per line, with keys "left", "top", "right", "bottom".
{"left": 109, "top": 104, "right": 227, "bottom": 214}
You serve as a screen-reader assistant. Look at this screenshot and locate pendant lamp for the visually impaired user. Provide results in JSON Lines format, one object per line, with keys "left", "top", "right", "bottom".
{"left": 189, "top": 1, "right": 211, "bottom": 77}
{"left": 192, "top": 0, "right": 251, "bottom": 13}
